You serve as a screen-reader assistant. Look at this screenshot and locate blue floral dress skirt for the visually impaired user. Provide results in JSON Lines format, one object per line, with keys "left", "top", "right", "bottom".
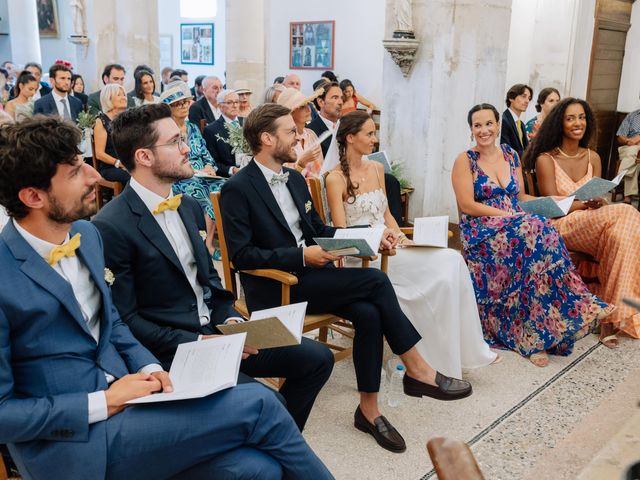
{"left": 459, "top": 145, "right": 612, "bottom": 357}
{"left": 172, "top": 121, "right": 224, "bottom": 220}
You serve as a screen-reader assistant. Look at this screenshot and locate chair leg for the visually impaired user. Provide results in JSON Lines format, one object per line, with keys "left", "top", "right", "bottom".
{"left": 318, "top": 326, "right": 328, "bottom": 343}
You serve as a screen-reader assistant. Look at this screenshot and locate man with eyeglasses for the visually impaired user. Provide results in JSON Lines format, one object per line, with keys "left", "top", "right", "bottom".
{"left": 93, "top": 104, "right": 334, "bottom": 432}
{"left": 203, "top": 90, "right": 245, "bottom": 177}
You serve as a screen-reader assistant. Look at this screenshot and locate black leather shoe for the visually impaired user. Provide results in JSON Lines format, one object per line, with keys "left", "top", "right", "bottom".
{"left": 403, "top": 371, "right": 472, "bottom": 400}
{"left": 354, "top": 406, "right": 406, "bottom": 453}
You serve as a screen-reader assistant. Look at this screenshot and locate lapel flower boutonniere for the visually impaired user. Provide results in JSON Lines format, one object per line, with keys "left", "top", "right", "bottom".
{"left": 305, "top": 200, "right": 312, "bottom": 213}
{"left": 104, "top": 268, "right": 115, "bottom": 286}
{"left": 199, "top": 230, "right": 207, "bottom": 242}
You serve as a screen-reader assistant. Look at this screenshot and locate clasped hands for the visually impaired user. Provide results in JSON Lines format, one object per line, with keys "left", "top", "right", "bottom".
{"left": 105, "top": 371, "right": 173, "bottom": 417}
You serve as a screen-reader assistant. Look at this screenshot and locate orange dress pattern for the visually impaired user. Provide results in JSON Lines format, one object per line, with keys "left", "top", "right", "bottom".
{"left": 548, "top": 151, "right": 640, "bottom": 338}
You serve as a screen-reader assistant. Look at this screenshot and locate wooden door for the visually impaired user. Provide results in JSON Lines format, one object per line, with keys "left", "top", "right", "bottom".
{"left": 586, "top": 0, "right": 633, "bottom": 179}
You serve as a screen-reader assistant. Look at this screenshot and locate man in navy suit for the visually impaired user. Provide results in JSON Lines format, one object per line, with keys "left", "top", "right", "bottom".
{"left": 0, "top": 116, "right": 333, "bottom": 480}
{"left": 33, "top": 64, "right": 82, "bottom": 122}
{"left": 188, "top": 75, "right": 223, "bottom": 126}
{"left": 203, "top": 89, "right": 244, "bottom": 177}
{"left": 93, "top": 104, "right": 333, "bottom": 431}
{"left": 500, "top": 83, "right": 533, "bottom": 159}
{"left": 220, "top": 103, "right": 472, "bottom": 453}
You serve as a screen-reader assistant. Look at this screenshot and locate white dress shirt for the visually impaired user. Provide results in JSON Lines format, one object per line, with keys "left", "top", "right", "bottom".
{"left": 207, "top": 99, "right": 222, "bottom": 120}
{"left": 254, "top": 160, "right": 306, "bottom": 252}
{"left": 13, "top": 219, "right": 161, "bottom": 424}
{"left": 51, "top": 89, "right": 71, "bottom": 119}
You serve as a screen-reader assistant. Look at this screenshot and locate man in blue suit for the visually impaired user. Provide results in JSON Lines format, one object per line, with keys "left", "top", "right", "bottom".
{"left": 0, "top": 117, "right": 333, "bottom": 480}
{"left": 33, "top": 64, "right": 82, "bottom": 123}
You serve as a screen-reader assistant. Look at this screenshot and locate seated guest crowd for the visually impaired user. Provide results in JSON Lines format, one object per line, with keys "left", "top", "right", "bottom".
{"left": 0, "top": 58, "right": 638, "bottom": 478}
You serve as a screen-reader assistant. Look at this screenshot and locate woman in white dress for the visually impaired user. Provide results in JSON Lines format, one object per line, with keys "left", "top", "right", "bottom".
{"left": 326, "top": 111, "right": 497, "bottom": 378}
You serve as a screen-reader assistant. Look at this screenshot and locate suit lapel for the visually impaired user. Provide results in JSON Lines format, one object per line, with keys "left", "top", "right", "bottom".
{"left": 177, "top": 202, "right": 211, "bottom": 283}
{"left": 2, "top": 221, "right": 92, "bottom": 337}
{"left": 247, "top": 160, "right": 291, "bottom": 233}
{"left": 123, "top": 187, "right": 186, "bottom": 275}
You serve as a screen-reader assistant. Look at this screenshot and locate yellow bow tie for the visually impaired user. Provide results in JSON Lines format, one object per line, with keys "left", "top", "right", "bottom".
{"left": 153, "top": 194, "right": 182, "bottom": 215}
{"left": 48, "top": 233, "right": 81, "bottom": 266}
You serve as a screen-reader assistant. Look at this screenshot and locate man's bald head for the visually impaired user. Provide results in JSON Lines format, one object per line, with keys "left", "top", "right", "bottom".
{"left": 283, "top": 74, "right": 301, "bottom": 91}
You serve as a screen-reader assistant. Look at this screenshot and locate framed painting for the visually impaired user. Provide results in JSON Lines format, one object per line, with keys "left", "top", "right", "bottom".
{"left": 180, "top": 23, "right": 214, "bottom": 65}
{"left": 37, "top": 0, "right": 59, "bottom": 38}
{"left": 289, "top": 21, "right": 334, "bottom": 70}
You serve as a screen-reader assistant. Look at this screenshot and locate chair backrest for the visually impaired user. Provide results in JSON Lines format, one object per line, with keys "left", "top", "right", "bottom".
{"left": 199, "top": 118, "right": 208, "bottom": 133}
{"left": 307, "top": 172, "right": 333, "bottom": 225}
{"left": 523, "top": 169, "right": 539, "bottom": 196}
{"left": 427, "top": 437, "right": 485, "bottom": 480}
{"left": 90, "top": 131, "right": 99, "bottom": 171}
{"left": 210, "top": 191, "right": 238, "bottom": 298}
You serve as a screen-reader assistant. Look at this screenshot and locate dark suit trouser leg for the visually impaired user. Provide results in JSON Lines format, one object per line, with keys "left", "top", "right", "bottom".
{"left": 384, "top": 173, "right": 404, "bottom": 226}
{"left": 105, "top": 383, "right": 333, "bottom": 480}
{"left": 240, "top": 337, "right": 334, "bottom": 431}
{"left": 290, "top": 267, "right": 421, "bottom": 393}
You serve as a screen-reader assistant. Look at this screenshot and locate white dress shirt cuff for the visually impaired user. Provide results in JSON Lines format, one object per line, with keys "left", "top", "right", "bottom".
{"left": 139, "top": 364, "right": 164, "bottom": 375}
{"left": 224, "top": 316, "right": 245, "bottom": 324}
{"left": 88, "top": 391, "right": 108, "bottom": 424}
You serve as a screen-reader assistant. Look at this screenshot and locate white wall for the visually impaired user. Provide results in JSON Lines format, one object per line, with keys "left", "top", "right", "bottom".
{"left": 157, "top": 0, "right": 226, "bottom": 82}
{"left": 263, "top": 0, "right": 385, "bottom": 104}
{"left": 505, "top": 0, "right": 595, "bottom": 121}
{"left": 618, "top": 0, "right": 640, "bottom": 113}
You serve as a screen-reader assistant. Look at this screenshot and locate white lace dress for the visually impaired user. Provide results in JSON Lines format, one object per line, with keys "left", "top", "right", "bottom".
{"left": 343, "top": 189, "right": 496, "bottom": 378}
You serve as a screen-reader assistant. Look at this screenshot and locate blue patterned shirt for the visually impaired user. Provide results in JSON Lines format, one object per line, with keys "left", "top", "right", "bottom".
{"left": 617, "top": 109, "right": 640, "bottom": 138}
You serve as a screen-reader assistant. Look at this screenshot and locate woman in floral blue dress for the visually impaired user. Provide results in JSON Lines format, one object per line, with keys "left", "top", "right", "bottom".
{"left": 451, "top": 103, "right": 613, "bottom": 367}
{"left": 161, "top": 81, "right": 224, "bottom": 254}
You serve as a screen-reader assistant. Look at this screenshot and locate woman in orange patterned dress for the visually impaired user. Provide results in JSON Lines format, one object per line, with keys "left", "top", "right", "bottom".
{"left": 525, "top": 98, "right": 640, "bottom": 347}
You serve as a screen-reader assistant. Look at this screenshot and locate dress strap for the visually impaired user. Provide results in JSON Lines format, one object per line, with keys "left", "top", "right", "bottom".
{"left": 373, "top": 162, "right": 383, "bottom": 189}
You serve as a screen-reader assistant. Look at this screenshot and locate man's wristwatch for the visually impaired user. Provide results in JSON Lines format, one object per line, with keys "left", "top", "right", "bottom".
{"left": 114, "top": 160, "right": 121, "bottom": 168}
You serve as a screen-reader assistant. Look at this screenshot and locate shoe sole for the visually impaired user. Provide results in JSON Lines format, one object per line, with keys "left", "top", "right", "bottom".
{"left": 353, "top": 421, "right": 407, "bottom": 453}
{"left": 403, "top": 386, "right": 473, "bottom": 401}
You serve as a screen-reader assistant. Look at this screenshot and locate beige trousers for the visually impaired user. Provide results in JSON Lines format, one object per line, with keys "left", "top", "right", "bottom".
{"left": 618, "top": 145, "right": 640, "bottom": 196}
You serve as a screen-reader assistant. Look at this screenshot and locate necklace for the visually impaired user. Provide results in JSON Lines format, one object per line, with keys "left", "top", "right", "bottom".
{"left": 557, "top": 147, "right": 582, "bottom": 158}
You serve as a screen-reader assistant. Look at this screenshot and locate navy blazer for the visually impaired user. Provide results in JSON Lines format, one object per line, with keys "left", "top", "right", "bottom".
{"left": 189, "top": 96, "right": 218, "bottom": 126}
{"left": 307, "top": 115, "right": 333, "bottom": 158}
{"left": 500, "top": 108, "right": 528, "bottom": 160}
{"left": 220, "top": 160, "right": 337, "bottom": 311}
{"left": 203, "top": 116, "right": 244, "bottom": 177}
{"left": 0, "top": 220, "right": 158, "bottom": 480}
{"left": 92, "top": 186, "right": 238, "bottom": 368}
{"left": 33, "top": 92, "right": 83, "bottom": 122}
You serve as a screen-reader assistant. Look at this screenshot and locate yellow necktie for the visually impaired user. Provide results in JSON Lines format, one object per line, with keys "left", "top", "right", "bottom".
{"left": 48, "top": 233, "right": 81, "bottom": 266}
{"left": 516, "top": 119, "right": 524, "bottom": 145}
{"left": 153, "top": 194, "right": 182, "bottom": 215}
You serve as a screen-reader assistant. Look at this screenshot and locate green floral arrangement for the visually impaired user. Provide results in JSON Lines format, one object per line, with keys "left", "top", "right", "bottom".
{"left": 217, "top": 121, "right": 250, "bottom": 155}
{"left": 391, "top": 162, "right": 412, "bottom": 189}
{"left": 77, "top": 110, "right": 98, "bottom": 129}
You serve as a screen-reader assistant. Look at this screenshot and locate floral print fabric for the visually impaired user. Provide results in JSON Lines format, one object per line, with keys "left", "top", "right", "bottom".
{"left": 459, "top": 144, "right": 610, "bottom": 356}
{"left": 172, "top": 121, "right": 224, "bottom": 220}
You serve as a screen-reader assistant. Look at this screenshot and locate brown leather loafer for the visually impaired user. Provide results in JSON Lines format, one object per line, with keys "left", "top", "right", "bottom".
{"left": 403, "top": 371, "right": 472, "bottom": 400}
{"left": 354, "top": 406, "right": 406, "bottom": 453}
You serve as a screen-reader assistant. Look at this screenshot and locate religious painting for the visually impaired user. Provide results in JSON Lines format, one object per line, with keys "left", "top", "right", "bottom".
{"left": 37, "top": 0, "right": 60, "bottom": 38}
{"left": 180, "top": 23, "right": 214, "bottom": 65}
{"left": 289, "top": 21, "right": 334, "bottom": 70}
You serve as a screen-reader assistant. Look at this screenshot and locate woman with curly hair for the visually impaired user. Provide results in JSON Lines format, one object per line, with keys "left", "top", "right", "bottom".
{"left": 452, "top": 103, "right": 612, "bottom": 366}
{"left": 326, "top": 110, "right": 497, "bottom": 377}
{"left": 525, "top": 97, "right": 640, "bottom": 346}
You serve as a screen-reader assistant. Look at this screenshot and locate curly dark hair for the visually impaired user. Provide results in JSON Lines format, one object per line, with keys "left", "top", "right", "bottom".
{"left": 522, "top": 97, "right": 596, "bottom": 171}
{"left": 0, "top": 116, "right": 81, "bottom": 219}
{"left": 336, "top": 110, "right": 372, "bottom": 204}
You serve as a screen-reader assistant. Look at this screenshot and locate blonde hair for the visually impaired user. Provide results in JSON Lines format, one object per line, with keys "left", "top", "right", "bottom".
{"left": 100, "top": 84, "right": 127, "bottom": 113}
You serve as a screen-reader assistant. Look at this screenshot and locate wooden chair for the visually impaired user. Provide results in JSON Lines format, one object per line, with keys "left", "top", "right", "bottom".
{"left": 0, "top": 453, "right": 7, "bottom": 480}
{"left": 523, "top": 169, "right": 539, "bottom": 196}
{"left": 199, "top": 119, "right": 208, "bottom": 134}
{"left": 90, "top": 133, "right": 123, "bottom": 210}
{"left": 427, "top": 437, "right": 485, "bottom": 480}
{"left": 210, "top": 192, "right": 353, "bottom": 361}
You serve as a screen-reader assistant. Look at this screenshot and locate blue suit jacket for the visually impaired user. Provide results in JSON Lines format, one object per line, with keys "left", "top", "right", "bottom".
{"left": 33, "top": 92, "right": 83, "bottom": 122}
{"left": 0, "top": 220, "right": 158, "bottom": 480}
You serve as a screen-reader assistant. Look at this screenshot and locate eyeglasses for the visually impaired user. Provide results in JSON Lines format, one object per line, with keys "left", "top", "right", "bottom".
{"left": 170, "top": 99, "right": 191, "bottom": 108}
{"left": 152, "top": 135, "right": 188, "bottom": 150}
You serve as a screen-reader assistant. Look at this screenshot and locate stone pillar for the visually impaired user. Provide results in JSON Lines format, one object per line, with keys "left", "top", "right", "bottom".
{"left": 79, "top": 0, "right": 160, "bottom": 93}
{"left": 7, "top": 0, "right": 41, "bottom": 65}
{"left": 225, "top": 0, "right": 264, "bottom": 94}
{"left": 380, "top": 0, "right": 512, "bottom": 221}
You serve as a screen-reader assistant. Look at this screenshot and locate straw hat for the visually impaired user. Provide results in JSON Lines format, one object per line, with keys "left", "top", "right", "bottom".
{"left": 277, "top": 86, "right": 324, "bottom": 110}
{"left": 232, "top": 79, "right": 252, "bottom": 94}
{"left": 159, "top": 81, "right": 193, "bottom": 104}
